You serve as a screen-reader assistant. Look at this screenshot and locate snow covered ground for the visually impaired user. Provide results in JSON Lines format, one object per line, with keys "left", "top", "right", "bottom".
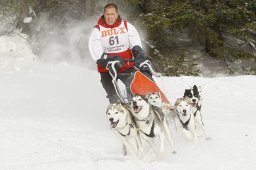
{"left": 0, "top": 34, "right": 256, "bottom": 170}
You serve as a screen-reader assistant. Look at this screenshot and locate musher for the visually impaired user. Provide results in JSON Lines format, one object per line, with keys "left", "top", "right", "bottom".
{"left": 89, "top": 3, "right": 153, "bottom": 103}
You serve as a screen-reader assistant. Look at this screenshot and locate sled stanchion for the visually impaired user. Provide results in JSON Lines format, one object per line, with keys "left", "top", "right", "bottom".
{"left": 107, "top": 61, "right": 128, "bottom": 104}
{"left": 112, "top": 80, "right": 126, "bottom": 103}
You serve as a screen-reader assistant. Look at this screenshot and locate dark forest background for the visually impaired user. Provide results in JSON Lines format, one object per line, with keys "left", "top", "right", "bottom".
{"left": 0, "top": 0, "right": 255, "bottom": 76}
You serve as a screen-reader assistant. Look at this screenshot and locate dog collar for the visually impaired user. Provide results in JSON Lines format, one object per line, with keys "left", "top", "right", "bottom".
{"left": 140, "top": 120, "right": 155, "bottom": 138}
{"left": 134, "top": 110, "right": 153, "bottom": 123}
{"left": 116, "top": 123, "right": 134, "bottom": 137}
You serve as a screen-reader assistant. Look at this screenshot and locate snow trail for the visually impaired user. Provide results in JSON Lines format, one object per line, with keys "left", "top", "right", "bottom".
{"left": 0, "top": 34, "right": 256, "bottom": 170}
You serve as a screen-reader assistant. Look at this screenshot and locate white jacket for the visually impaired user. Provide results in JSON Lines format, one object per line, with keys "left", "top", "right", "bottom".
{"left": 88, "top": 18, "right": 143, "bottom": 62}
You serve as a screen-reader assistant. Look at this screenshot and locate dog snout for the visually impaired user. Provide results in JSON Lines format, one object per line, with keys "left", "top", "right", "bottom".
{"left": 109, "top": 118, "right": 114, "bottom": 122}
{"left": 183, "top": 109, "right": 187, "bottom": 114}
{"left": 192, "top": 99, "right": 196, "bottom": 103}
{"left": 132, "top": 101, "right": 137, "bottom": 106}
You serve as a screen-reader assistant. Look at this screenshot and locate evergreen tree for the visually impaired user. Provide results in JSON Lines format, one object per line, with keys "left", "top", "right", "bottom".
{"left": 125, "top": 0, "right": 256, "bottom": 75}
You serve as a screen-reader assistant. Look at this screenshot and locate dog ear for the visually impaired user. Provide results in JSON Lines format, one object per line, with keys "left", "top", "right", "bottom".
{"left": 193, "top": 85, "right": 202, "bottom": 92}
{"left": 193, "top": 85, "right": 198, "bottom": 91}
{"left": 145, "top": 93, "right": 150, "bottom": 99}
{"left": 169, "top": 105, "right": 176, "bottom": 111}
{"left": 142, "top": 95, "right": 148, "bottom": 102}
{"left": 193, "top": 85, "right": 202, "bottom": 97}
{"left": 106, "top": 104, "right": 112, "bottom": 115}
{"left": 174, "top": 98, "right": 181, "bottom": 107}
{"left": 184, "top": 89, "right": 190, "bottom": 97}
{"left": 157, "top": 92, "right": 161, "bottom": 97}
{"left": 120, "top": 102, "right": 129, "bottom": 109}
{"left": 118, "top": 102, "right": 128, "bottom": 110}
{"left": 117, "top": 102, "right": 122, "bottom": 107}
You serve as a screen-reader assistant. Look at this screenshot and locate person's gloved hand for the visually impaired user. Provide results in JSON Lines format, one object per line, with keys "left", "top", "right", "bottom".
{"left": 132, "top": 46, "right": 145, "bottom": 68}
{"left": 96, "top": 58, "right": 108, "bottom": 67}
{"left": 96, "top": 53, "right": 109, "bottom": 67}
{"left": 132, "top": 45, "right": 152, "bottom": 75}
{"left": 96, "top": 53, "right": 124, "bottom": 71}
{"left": 106, "top": 56, "right": 125, "bottom": 71}
{"left": 106, "top": 57, "right": 125, "bottom": 81}
{"left": 138, "top": 60, "right": 152, "bottom": 75}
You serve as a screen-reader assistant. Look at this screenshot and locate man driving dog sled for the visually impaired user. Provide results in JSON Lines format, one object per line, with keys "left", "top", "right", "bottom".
{"left": 89, "top": 3, "right": 154, "bottom": 103}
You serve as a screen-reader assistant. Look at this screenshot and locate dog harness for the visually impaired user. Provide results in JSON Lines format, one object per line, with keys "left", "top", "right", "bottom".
{"left": 116, "top": 123, "right": 135, "bottom": 137}
{"left": 193, "top": 104, "right": 201, "bottom": 117}
{"left": 177, "top": 114, "right": 191, "bottom": 130}
{"left": 193, "top": 104, "right": 204, "bottom": 125}
{"left": 134, "top": 109, "right": 156, "bottom": 138}
{"left": 139, "top": 121, "right": 155, "bottom": 138}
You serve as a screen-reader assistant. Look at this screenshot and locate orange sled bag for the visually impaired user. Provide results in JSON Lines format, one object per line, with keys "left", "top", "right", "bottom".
{"left": 129, "top": 71, "right": 170, "bottom": 104}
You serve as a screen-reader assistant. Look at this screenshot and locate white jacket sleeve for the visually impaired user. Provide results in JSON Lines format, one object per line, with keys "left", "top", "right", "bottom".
{"left": 127, "top": 22, "right": 143, "bottom": 49}
{"left": 88, "top": 28, "right": 104, "bottom": 62}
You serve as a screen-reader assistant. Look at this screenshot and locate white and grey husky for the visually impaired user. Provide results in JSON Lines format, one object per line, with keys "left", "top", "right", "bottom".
{"left": 146, "top": 92, "right": 175, "bottom": 120}
{"left": 174, "top": 98, "right": 198, "bottom": 142}
{"left": 130, "top": 95, "right": 176, "bottom": 159}
{"left": 106, "top": 103, "right": 143, "bottom": 157}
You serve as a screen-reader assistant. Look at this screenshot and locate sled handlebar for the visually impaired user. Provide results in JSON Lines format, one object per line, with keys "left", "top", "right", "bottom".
{"left": 107, "top": 56, "right": 161, "bottom": 77}
{"left": 139, "top": 60, "right": 161, "bottom": 77}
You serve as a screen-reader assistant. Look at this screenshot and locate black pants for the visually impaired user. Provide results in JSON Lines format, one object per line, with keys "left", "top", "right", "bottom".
{"left": 100, "top": 68, "right": 136, "bottom": 103}
{"left": 100, "top": 68, "right": 154, "bottom": 103}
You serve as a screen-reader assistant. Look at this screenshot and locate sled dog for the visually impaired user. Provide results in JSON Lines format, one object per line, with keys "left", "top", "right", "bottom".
{"left": 130, "top": 95, "right": 176, "bottom": 159}
{"left": 106, "top": 103, "right": 143, "bottom": 157}
{"left": 174, "top": 98, "right": 197, "bottom": 142}
{"left": 146, "top": 92, "right": 175, "bottom": 119}
{"left": 146, "top": 92, "right": 163, "bottom": 108}
{"left": 183, "top": 85, "right": 209, "bottom": 139}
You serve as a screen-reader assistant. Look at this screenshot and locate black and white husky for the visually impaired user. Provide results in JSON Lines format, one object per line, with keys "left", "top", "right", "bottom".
{"left": 183, "top": 85, "right": 202, "bottom": 110}
{"left": 174, "top": 98, "right": 197, "bottom": 142}
{"left": 183, "top": 85, "right": 210, "bottom": 140}
{"left": 106, "top": 103, "right": 143, "bottom": 157}
{"left": 130, "top": 95, "right": 176, "bottom": 159}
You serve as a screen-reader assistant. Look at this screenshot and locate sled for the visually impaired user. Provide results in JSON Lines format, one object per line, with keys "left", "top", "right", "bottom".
{"left": 107, "top": 60, "right": 170, "bottom": 105}
{"left": 130, "top": 71, "right": 169, "bottom": 104}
